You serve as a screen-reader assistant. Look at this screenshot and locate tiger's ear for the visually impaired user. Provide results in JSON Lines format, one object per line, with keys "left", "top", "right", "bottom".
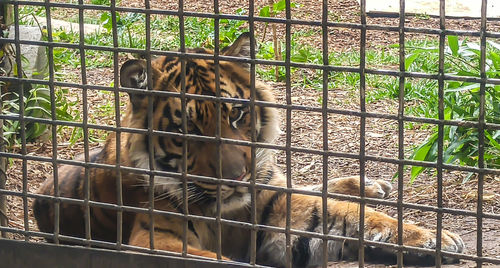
{"left": 222, "top": 32, "right": 253, "bottom": 66}
{"left": 120, "top": 59, "right": 148, "bottom": 109}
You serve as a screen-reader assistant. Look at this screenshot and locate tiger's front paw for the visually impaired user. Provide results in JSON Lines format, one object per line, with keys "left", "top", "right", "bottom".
{"left": 364, "top": 215, "right": 464, "bottom": 265}
{"left": 420, "top": 229, "right": 465, "bottom": 264}
{"left": 399, "top": 228, "right": 464, "bottom": 264}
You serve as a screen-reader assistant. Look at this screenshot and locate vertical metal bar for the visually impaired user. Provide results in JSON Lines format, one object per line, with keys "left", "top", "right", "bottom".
{"left": 44, "top": 0, "right": 59, "bottom": 245}
{"left": 145, "top": 0, "right": 155, "bottom": 251}
{"left": 358, "top": 0, "right": 367, "bottom": 266}
{"left": 435, "top": 0, "right": 446, "bottom": 266}
{"left": 213, "top": 0, "right": 223, "bottom": 260}
{"left": 13, "top": 1, "right": 28, "bottom": 242}
{"left": 476, "top": 0, "right": 488, "bottom": 267}
{"left": 111, "top": 0, "right": 123, "bottom": 249}
{"left": 177, "top": 0, "right": 189, "bottom": 257}
{"left": 248, "top": 0, "right": 257, "bottom": 264}
{"left": 397, "top": 0, "right": 406, "bottom": 266}
{"left": 284, "top": 0, "right": 292, "bottom": 267}
{"left": 77, "top": 0, "right": 91, "bottom": 247}
{"left": 320, "top": 0, "right": 329, "bottom": 267}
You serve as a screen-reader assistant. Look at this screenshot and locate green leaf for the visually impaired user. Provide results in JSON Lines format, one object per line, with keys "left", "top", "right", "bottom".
{"left": 445, "top": 83, "right": 480, "bottom": 93}
{"left": 25, "top": 106, "right": 51, "bottom": 115}
{"left": 489, "top": 51, "right": 500, "bottom": 70}
{"left": 462, "top": 172, "right": 475, "bottom": 184}
{"left": 487, "top": 40, "right": 500, "bottom": 51}
{"left": 259, "top": 6, "right": 270, "bottom": 17}
{"left": 409, "top": 133, "right": 438, "bottom": 182}
{"left": 273, "top": 0, "right": 287, "bottom": 12}
{"left": 404, "top": 53, "right": 420, "bottom": 71}
{"left": 485, "top": 130, "right": 500, "bottom": 150}
{"left": 443, "top": 138, "right": 468, "bottom": 163}
{"left": 448, "top": 35, "right": 459, "bottom": 56}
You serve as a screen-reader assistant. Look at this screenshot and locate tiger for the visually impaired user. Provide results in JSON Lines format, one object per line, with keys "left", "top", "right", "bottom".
{"left": 33, "top": 33, "right": 464, "bottom": 267}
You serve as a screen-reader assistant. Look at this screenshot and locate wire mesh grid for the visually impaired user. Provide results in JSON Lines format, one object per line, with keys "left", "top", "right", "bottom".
{"left": 0, "top": 0, "right": 499, "bottom": 267}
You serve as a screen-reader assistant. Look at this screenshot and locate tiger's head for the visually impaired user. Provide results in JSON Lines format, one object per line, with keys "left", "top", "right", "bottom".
{"left": 119, "top": 33, "right": 279, "bottom": 213}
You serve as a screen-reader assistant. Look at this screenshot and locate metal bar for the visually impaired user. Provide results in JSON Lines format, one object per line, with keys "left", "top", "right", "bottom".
{"left": 3, "top": 0, "right": 499, "bottom": 267}
{"left": 2, "top": 222, "right": 500, "bottom": 266}
{"left": 4, "top": 51, "right": 500, "bottom": 88}
{"left": 476, "top": 0, "right": 488, "bottom": 267}
{"left": 177, "top": 0, "right": 189, "bottom": 257}
{"left": 435, "top": 0, "right": 447, "bottom": 266}
{"left": 3, "top": 180, "right": 500, "bottom": 221}
{"left": 320, "top": 0, "right": 329, "bottom": 267}
{"left": 43, "top": 0, "right": 60, "bottom": 245}
{"left": 248, "top": 0, "right": 257, "bottom": 264}
{"left": 1, "top": 91, "right": 500, "bottom": 132}
{"left": 212, "top": 0, "right": 223, "bottom": 260}
{"left": 6, "top": 0, "right": 500, "bottom": 37}
{"left": 144, "top": 0, "right": 155, "bottom": 252}
{"left": 285, "top": 0, "right": 293, "bottom": 267}
{"left": 12, "top": 0, "right": 29, "bottom": 243}
{"left": 2, "top": 142, "right": 500, "bottom": 177}
{"left": 396, "top": 0, "right": 406, "bottom": 266}
{"left": 3, "top": 45, "right": 500, "bottom": 85}
{"left": 76, "top": 0, "right": 92, "bottom": 247}
{"left": 111, "top": 0, "right": 123, "bottom": 250}
{"left": 358, "top": 0, "right": 367, "bottom": 266}
{"left": 2, "top": 103, "right": 500, "bottom": 134}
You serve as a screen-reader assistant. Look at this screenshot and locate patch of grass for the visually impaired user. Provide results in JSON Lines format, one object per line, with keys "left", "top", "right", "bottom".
{"left": 400, "top": 37, "right": 500, "bottom": 181}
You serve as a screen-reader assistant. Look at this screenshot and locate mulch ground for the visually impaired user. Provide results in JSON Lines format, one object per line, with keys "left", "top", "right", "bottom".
{"left": 3, "top": 0, "right": 500, "bottom": 267}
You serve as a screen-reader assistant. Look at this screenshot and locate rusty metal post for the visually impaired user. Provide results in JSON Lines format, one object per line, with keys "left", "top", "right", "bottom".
{"left": 0, "top": 97, "right": 7, "bottom": 239}
{"left": 0, "top": 3, "right": 12, "bottom": 239}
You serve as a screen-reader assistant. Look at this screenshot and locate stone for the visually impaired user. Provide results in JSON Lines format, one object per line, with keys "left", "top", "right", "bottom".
{"left": 7, "top": 25, "right": 48, "bottom": 79}
{"left": 32, "top": 16, "right": 101, "bottom": 35}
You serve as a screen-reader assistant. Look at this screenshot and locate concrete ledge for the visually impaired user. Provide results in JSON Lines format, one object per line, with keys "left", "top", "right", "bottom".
{"left": 357, "top": 0, "right": 500, "bottom": 18}
{"left": 0, "top": 238, "right": 246, "bottom": 268}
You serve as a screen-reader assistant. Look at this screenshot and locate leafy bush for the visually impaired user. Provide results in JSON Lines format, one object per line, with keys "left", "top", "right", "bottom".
{"left": 2, "top": 84, "right": 75, "bottom": 146}
{"left": 405, "top": 36, "right": 500, "bottom": 182}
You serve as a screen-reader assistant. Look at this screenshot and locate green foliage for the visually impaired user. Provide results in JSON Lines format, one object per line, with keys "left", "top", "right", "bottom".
{"left": 259, "top": 0, "right": 298, "bottom": 17}
{"left": 100, "top": 12, "right": 144, "bottom": 48}
{"left": 256, "top": 36, "right": 398, "bottom": 90}
{"left": 2, "top": 84, "right": 76, "bottom": 146}
{"left": 91, "top": 0, "right": 111, "bottom": 5}
{"left": 1, "top": 8, "right": 81, "bottom": 147}
{"left": 403, "top": 36, "right": 500, "bottom": 182}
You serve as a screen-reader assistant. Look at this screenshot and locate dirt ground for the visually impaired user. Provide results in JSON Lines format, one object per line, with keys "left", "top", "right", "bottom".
{"left": 3, "top": 0, "right": 500, "bottom": 267}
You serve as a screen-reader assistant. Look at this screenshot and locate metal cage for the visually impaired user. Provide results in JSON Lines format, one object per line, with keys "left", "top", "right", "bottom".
{"left": 0, "top": 0, "right": 499, "bottom": 267}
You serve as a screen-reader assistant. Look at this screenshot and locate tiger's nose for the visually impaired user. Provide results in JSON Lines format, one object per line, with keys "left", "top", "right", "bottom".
{"left": 221, "top": 158, "right": 246, "bottom": 180}
{"left": 223, "top": 167, "right": 246, "bottom": 181}
{"left": 220, "top": 145, "right": 248, "bottom": 180}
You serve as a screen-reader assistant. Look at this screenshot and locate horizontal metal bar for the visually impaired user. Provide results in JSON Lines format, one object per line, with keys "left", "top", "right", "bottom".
{"left": 1, "top": 223, "right": 500, "bottom": 266}
{"left": 1, "top": 82, "right": 500, "bottom": 132}
{"left": 3, "top": 177, "right": 500, "bottom": 222}
{"left": 6, "top": 0, "right": 500, "bottom": 38}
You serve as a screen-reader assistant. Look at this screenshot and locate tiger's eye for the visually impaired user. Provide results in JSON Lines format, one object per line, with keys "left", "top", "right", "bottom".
{"left": 229, "top": 107, "right": 241, "bottom": 121}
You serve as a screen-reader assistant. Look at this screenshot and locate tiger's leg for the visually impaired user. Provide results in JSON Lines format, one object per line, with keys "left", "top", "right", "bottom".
{"left": 306, "top": 175, "right": 392, "bottom": 199}
{"left": 256, "top": 193, "right": 464, "bottom": 267}
{"left": 128, "top": 213, "right": 230, "bottom": 260}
